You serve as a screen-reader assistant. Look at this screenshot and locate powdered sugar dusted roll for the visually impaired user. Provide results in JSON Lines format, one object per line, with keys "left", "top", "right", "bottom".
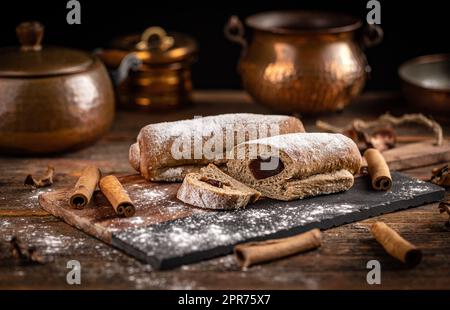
{"left": 177, "top": 164, "right": 261, "bottom": 210}
{"left": 129, "top": 113, "right": 305, "bottom": 181}
{"left": 226, "top": 133, "right": 362, "bottom": 201}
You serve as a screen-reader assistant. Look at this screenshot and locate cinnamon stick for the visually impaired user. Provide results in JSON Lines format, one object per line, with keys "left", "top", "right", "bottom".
{"left": 364, "top": 148, "right": 392, "bottom": 190}
{"left": 99, "top": 175, "right": 135, "bottom": 217}
{"left": 371, "top": 221, "right": 422, "bottom": 266}
{"left": 69, "top": 166, "right": 101, "bottom": 209}
{"left": 234, "top": 229, "right": 322, "bottom": 268}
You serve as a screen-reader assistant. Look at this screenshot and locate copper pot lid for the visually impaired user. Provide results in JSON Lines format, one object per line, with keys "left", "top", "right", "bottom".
{"left": 0, "top": 21, "right": 93, "bottom": 77}
{"left": 111, "top": 26, "right": 197, "bottom": 65}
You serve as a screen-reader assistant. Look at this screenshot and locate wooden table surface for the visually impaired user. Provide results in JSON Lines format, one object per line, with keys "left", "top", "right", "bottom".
{"left": 1, "top": 91, "right": 449, "bottom": 289}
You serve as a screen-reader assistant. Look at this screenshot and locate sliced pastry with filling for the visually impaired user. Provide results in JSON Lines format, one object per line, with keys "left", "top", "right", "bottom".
{"left": 129, "top": 113, "right": 305, "bottom": 182}
{"left": 226, "top": 133, "right": 362, "bottom": 201}
{"left": 177, "top": 164, "right": 261, "bottom": 210}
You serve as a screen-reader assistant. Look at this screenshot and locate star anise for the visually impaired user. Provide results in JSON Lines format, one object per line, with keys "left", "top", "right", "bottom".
{"left": 431, "top": 165, "right": 450, "bottom": 187}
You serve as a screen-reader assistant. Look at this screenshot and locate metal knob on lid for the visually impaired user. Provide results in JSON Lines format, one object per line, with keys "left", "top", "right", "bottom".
{"left": 0, "top": 21, "right": 93, "bottom": 77}
{"left": 16, "top": 21, "right": 44, "bottom": 52}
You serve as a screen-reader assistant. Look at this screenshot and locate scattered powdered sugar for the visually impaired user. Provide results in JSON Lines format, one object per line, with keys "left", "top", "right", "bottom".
{"left": 0, "top": 218, "right": 11, "bottom": 229}
{"left": 240, "top": 132, "right": 360, "bottom": 175}
{"left": 1, "top": 220, "right": 87, "bottom": 255}
{"left": 388, "top": 179, "right": 436, "bottom": 200}
{"left": 28, "top": 232, "right": 85, "bottom": 254}
{"left": 114, "top": 200, "right": 367, "bottom": 261}
{"left": 140, "top": 188, "right": 168, "bottom": 201}
{"left": 137, "top": 113, "right": 295, "bottom": 146}
{"left": 124, "top": 264, "right": 200, "bottom": 289}
{"left": 20, "top": 188, "right": 54, "bottom": 209}
{"left": 128, "top": 217, "right": 145, "bottom": 225}
{"left": 112, "top": 172, "right": 441, "bottom": 268}
{"left": 129, "top": 185, "right": 202, "bottom": 216}
{"left": 130, "top": 186, "right": 171, "bottom": 205}
{"left": 132, "top": 114, "right": 302, "bottom": 180}
{"left": 29, "top": 188, "right": 54, "bottom": 200}
{"left": 158, "top": 167, "right": 185, "bottom": 180}
{"left": 246, "top": 132, "right": 350, "bottom": 152}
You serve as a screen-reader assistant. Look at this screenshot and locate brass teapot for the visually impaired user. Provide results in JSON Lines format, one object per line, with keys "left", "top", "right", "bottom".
{"left": 99, "top": 26, "right": 198, "bottom": 111}
{"left": 225, "top": 11, "right": 383, "bottom": 114}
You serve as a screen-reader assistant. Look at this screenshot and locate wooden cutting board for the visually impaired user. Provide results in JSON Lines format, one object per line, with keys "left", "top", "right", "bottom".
{"left": 39, "top": 172, "right": 444, "bottom": 269}
{"left": 380, "top": 140, "right": 450, "bottom": 170}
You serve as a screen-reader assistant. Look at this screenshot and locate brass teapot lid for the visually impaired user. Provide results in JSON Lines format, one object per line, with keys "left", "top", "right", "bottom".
{"left": 0, "top": 22, "right": 93, "bottom": 77}
{"left": 111, "top": 26, "right": 197, "bottom": 65}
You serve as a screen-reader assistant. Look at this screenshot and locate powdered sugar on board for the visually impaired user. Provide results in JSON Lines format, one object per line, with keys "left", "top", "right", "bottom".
{"left": 87, "top": 181, "right": 207, "bottom": 234}
{"left": 112, "top": 172, "right": 444, "bottom": 269}
{"left": 129, "top": 183, "right": 203, "bottom": 216}
{"left": 38, "top": 175, "right": 209, "bottom": 241}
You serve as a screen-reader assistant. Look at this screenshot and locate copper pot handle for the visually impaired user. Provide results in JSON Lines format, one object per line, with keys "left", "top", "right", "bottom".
{"left": 224, "top": 15, "right": 247, "bottom": 53}
{"left": 361, "top": 24, "right": 384, "bottom": 49}
{"left": 136, "top": 26, "right": 174, "bottom": 51}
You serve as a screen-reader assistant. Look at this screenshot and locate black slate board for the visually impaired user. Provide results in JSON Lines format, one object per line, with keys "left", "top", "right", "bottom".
{"left": 112, "top": 172, "right": 444, "bottom": 269}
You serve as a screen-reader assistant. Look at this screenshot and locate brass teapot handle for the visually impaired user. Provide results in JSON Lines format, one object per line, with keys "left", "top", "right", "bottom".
{"left": 224, "top": 16, "right": 247, "bottom": 54}
{"left": 94, "top": 49, "right": 142, "bottom": 85}
{"left": 136, "top": 26, "right": 174, "bottom": 51}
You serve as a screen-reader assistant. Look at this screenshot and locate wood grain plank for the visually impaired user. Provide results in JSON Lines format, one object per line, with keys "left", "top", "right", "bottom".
{"left": 382, "top": 140, "right": 450, "bottom": 171}
{"left": 1, "top": 91, "right": 449, "bottom": 289}
{"left": 1, "top": 202, "right": 449, "bottom": 289}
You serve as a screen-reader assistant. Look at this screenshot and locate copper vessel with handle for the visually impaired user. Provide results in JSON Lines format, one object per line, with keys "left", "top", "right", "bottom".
{"left": 100, "top": 26, "right": 198, "bottom": 110}
{"left": 225, "top": 11, "right": 383, "bottom": 114}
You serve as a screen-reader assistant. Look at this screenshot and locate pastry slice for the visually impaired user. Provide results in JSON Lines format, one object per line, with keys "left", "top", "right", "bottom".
{"left": 226, "top": 133, "right": 362, "bottom": 201}
{"left": 177, "top": 164, "right": 261, "bottom": 210}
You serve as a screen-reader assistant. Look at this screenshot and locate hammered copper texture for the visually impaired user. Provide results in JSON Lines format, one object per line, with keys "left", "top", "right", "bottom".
{"left": 240, "top": 32, "right": 367, "bottom": 114}
{"left": 0, "top": 59, "right": 115, "bottom": 154}
{"left": 402, "top": 81, "right": 450, "bottom": 115}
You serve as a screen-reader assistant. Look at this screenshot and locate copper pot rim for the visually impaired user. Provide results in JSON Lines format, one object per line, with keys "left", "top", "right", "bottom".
{"left": 245, "top": 10, "right": 362, "bottom": 35}
{"left": 399, "top": 53, "right": 450, "bottom": 92}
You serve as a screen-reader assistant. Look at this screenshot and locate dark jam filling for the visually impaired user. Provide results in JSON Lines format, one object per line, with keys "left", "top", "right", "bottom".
{"left": 200, "top": 177, "right": 229, "bottom": 188}
{"left": 249, "top": 156, "right": 285, "bottom": 180}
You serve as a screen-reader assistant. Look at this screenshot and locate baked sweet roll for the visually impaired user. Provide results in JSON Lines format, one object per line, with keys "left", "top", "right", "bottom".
{"left": 129, "top": 113, "right": 305, "bottom": 181}
{"left": 177, "top": 164, "right": 261, "bottom": 210}
{"left": 226, "top": 133, "right": 361, "bottom": 201}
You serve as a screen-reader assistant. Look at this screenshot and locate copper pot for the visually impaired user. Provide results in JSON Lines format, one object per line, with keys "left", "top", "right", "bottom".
{"left": 225, "top": 11, "right": 383, "bottom": 114}
{"left": 0, "top": 22, "right": 117, "bottom": 155}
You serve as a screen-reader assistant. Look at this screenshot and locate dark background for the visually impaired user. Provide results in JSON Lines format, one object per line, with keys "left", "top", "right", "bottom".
{"left": 0, "top": 0, "right": 448, "bottom": 90}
